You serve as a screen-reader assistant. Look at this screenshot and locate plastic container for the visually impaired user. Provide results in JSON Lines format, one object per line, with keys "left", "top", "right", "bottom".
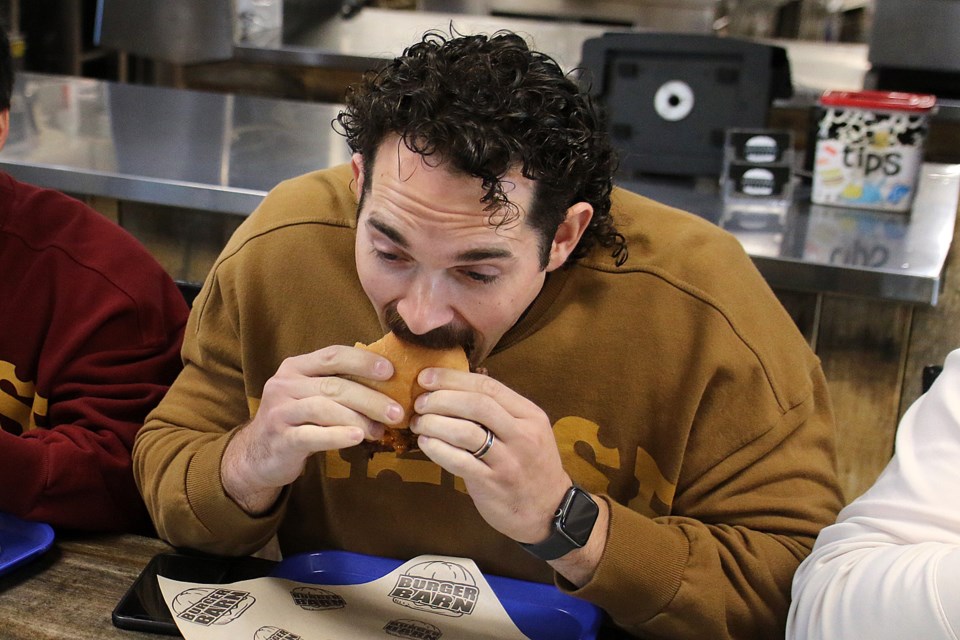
{"left": 812, "top": 90, "right": 936, "bottom": 212}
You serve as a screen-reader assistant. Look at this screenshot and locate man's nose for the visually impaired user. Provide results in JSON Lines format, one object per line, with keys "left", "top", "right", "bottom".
{"left": 396, "top": 276, "right": 456, "bottom": 335}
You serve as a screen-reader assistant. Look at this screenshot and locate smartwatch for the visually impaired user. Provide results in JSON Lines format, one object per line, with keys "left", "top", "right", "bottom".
{"left": 520, "top": 484, "right": 600, "bottom": 561}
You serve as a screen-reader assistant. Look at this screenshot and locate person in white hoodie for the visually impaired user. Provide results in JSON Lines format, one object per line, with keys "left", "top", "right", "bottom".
{"left": 787, "top": 348, "right": 960, "bottom": 640}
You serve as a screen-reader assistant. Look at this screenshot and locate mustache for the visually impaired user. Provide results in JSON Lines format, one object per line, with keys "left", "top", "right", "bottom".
{"left": 384, "top": 304, "right": 476, "bottom": 356}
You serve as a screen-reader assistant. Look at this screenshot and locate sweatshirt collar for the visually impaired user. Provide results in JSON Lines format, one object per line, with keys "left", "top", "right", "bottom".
{"left": 489, "top": 265, "right": 572, "bottom": 356}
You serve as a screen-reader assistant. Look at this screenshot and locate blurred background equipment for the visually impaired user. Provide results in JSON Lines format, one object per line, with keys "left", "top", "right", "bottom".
{"left": 868, "top": 0, "right": 960, "bottom": 99}
{"left": 581, "top": 32, "right": 792, "bottom": 178}
{"left": 417, "top": 0, "right": 722, "bottom": 32}
{"left": 95, "top": 0, "right": 234, "bottom": 65}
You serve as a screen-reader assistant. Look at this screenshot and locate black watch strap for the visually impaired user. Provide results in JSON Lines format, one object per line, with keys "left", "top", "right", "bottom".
{"left": 520, "top": 485, "right": 599, "bottom": 561}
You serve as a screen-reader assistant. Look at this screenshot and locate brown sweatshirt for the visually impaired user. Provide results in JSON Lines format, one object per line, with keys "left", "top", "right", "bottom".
{"left": 134, "top": 164, "right": 843, "bottom": 639}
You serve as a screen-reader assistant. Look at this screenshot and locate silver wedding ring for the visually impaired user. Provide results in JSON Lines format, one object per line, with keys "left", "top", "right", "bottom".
{"left": 471, "top": 427, "right": 495, "bottom": 460}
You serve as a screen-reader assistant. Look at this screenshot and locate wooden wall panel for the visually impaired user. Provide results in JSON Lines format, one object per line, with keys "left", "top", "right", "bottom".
{"left": 115, "top": 201, "right": 243, "bottom": 284}
{"left": 814, "top": 296, "right": 912, "bottom": 502}
{"left": 774, "top": 289, "right": 821, "bottom": 349}
{"left": 775, "top": 287, "right": 911, "bottom": 504}
{"left": 83, "top": 195, "right": 120, "bottom": 224}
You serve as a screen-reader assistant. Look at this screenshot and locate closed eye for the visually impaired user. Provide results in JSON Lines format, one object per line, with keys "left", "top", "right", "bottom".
{"left": 461, "top": 269, "right": 499, "bottom": 284}
{"left": 372, "top": 248, "right": 407, "bottom": 264}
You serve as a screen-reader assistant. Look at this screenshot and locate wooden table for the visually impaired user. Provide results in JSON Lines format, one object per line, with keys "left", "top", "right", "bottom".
{"left": 0, "top": 533, "right": 173, "bottom": 639}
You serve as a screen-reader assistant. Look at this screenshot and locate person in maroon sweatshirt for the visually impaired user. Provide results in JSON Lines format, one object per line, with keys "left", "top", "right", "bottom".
{"left": 0, "top": 29, "right": 189, "bottom": 533}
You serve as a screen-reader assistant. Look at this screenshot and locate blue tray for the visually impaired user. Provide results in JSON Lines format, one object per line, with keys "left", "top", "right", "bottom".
{"left": 0, "top": 512, "right": 55, "bottom": 576}
{"left": 271, "top": 550, "right": 602, "bottom": 640}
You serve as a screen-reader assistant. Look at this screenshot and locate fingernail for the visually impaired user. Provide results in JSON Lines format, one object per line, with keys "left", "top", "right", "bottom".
{"left": 414, "top": 392, "right": 430, "bottom": 411}
{"left": 419, "top": 369, "right": 437, "bottom": 386}
{"left": 374, "top": 358, "right": 392, "bottom": 378}
{"left": 386, "top": 403, "right": 403, "bottom": 422}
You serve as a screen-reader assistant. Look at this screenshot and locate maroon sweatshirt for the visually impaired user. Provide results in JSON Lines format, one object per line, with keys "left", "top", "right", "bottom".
{"left": 0, "top": 172, "right": 188, "bottom": 532}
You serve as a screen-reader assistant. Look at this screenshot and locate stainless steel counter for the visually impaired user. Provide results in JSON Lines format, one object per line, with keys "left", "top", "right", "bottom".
{"left": 622, "top": 169, "right": 960, "bottom": 305}
{"left": 0, "top": 73, "right": 352, "bottom": 215}
{"left": 1, "top": 73, "right": 957, "bottom": 305}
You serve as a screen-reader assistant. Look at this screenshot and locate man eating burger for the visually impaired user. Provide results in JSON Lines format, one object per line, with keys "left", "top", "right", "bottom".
{"left": 135, "top": 30, "right": 843, "bottom": 639}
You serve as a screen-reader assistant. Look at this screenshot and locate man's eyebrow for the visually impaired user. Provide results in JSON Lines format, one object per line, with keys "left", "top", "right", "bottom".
{"left": 367, "top": 217, "right": 408, "bottom": 249}
{"left": 456, "top": 247, "right": 514, "bottom": 262}
{"left": 367, "top": 216, "right": 513, "bottom": 262}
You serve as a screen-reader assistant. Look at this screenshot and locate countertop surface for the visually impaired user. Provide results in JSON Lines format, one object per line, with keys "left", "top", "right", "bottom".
{"left": 0, "top": 532, "right": 173, "bottom": 639}
{"left": 1, "top": 72, "right": 957, "bottom": 305}
{"left": 1, "top": 73, "right": 351, "bottom": 215}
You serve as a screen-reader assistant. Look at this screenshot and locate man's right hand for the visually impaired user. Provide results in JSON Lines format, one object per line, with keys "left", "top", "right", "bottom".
{"left": 220, "top": 345, "right": 404, "bottom": 515}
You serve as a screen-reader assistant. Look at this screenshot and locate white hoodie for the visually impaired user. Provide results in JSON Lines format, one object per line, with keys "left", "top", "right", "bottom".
{"left": 787, "top": 349, "right": 960, "bottom": 640}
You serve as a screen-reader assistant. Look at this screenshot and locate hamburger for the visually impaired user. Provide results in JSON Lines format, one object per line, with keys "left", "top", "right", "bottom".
{"left": 353, "top": 332, "right": 469, "bottom": 453}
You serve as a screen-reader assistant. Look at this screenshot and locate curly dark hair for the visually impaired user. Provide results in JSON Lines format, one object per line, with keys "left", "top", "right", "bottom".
{"left": 335, "top": 30, "right": 626, "bottom": 268}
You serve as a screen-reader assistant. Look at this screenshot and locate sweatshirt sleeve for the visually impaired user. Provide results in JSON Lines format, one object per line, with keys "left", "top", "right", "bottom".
{"left": 787, "top": 348, "right": 960, "bottom": 640}
{"left": 134, "top": 270, "right": 287, "bottom": 555}
{"left": 134, "top": 167, "right": 358, "bottom": 555}
{"left": 563, "top": 362, "right": 843, "bottom": 639}
{"left": 0, "top": 272, "right": 187, "bottom": 533}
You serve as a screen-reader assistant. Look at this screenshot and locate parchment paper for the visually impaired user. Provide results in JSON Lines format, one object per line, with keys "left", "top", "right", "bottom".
{"left": 158, "top": 554, "right": 532, "bottom": 640}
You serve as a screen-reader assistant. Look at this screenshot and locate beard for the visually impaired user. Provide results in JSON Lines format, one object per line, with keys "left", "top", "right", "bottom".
{"left": 384, "top": 303, "right": 477, "bottom": 362}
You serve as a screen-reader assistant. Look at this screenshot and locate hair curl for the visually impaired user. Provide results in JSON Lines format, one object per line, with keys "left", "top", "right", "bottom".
{"left": 335, "top": 30, "right": 626, "bottom": 267}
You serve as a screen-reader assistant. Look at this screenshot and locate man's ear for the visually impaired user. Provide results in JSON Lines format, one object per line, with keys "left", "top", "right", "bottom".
{"left": 351, "top": 153, "right": 365, "bottom": 198}
{"left": 0, "top": 110, "right": 10, "bottom": 151}
{"left": 545, "top": 202, "right": 593, "bottom": 271}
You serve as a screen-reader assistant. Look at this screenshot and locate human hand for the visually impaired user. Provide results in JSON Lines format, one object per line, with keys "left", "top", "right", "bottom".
{"left": 221, "top": 345, "right": 404, "bottom": 514}
{"left": 409, "top": 368, "right": 573, "bottom": 545}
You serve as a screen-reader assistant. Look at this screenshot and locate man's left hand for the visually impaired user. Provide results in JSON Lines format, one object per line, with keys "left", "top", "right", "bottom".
{"left": 410, "top": 367, "right": 574, "bottom": 547}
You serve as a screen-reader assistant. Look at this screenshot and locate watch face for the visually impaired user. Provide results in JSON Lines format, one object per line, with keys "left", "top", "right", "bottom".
{"left": 559, "top": 489, "right": 600, "bottom": 547}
